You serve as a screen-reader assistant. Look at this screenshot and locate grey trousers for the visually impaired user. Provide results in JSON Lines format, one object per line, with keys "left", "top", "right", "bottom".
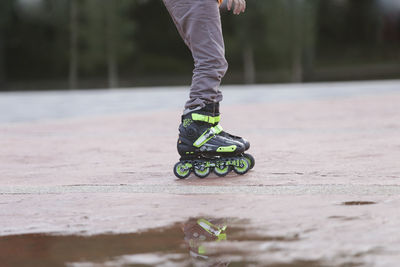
{"left": 163, "top": 0, "right": 228, "bottom": 111}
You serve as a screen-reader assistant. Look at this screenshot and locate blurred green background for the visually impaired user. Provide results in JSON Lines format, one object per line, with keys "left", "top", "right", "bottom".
{"left": 0, "top": 0, "right": 399, "bottom": 91}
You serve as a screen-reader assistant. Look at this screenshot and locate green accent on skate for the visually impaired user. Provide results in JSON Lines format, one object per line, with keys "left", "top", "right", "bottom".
{"left": 193, "top": 127, "right": 216, "bottom": 148}
{"left": 214, "top": 124, "right": 223, "bottom": 134}
{"left": 224, "top": 158, "right": 243, "bottom": 168}
{"left": 176, "top": 156, "right": 251, "bottom": 179}
{"left": 194, "top": 165, "right": 211, "bottom": 178}
{"left": 234, "top": 158, "right": 250, "bottom": 174}
{"left": 218, "top": 233, "right": 227, "bottom": 241}
{"left": 214, "top": 163, "right": 230, "bottom": 176}
{"left": 176, "top": 163, "right": 192, "bottom": 177}
{"left": 174, "top": 162, "right": 193, "bottom": 179}
{"left": 192, "top": 113, "right": 220, "bottom": 124}
{"left": 185, "top": 163, "right": 193, "bottom": 168}
{"left": 197, "top": 218, "right": 227, "bottom": 238}
{"left": 195, "top": 167, "right": 209, "bottom": 175}
{"left": 185, "top": 151, "right": 195, "bottom": 155}
{"left": 196, "top": 219, "right": 227, "bottom": 245}
{"left": 182, "top": 118, "right": 193, "bottom": 127}
{"left": 216, "top": 145, "right": 237, "bottom": 152}
{"left": 204, "top": 161, "right": 214, "bottom": 168}
{"left": 198, "top": 245, "right": 206, "bottom": 255}
{"left": 193, "top": 125, "right": 226, "bottom": 148}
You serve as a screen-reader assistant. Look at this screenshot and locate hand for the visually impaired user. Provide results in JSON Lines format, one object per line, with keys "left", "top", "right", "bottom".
{"left": 227, "top": 0, "right": 246, "bottom": 15}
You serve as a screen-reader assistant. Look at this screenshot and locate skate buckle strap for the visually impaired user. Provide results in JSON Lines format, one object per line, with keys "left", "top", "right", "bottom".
{"left": 193, "top": 125, "right": 224, "bottom": 148}
{"left": 192, "top": 113, "right": 220, "bottom": 124}
{"left": 193, "top": 126, "right": 218, "bottom": 148}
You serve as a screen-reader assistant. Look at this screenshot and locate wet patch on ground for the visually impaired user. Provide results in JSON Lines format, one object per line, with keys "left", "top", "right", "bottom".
{"left": 0, "top": 217, "right": 368, "bottom": 267}
{"left": 328, "top": 216, "right": 361, "bottom": 221}
{"left": 341, "top": 201, "right": 377, "bottom": 206}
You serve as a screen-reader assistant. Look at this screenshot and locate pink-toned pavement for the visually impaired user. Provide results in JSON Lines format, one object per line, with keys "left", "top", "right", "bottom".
{"left": 1, "top": 81, "right": 400, "bottom": 266}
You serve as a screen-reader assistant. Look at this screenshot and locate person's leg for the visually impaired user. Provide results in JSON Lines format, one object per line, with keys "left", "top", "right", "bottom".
{"left": 164, "top": 0, "right": 253, "bottom": 179}
{"left": 162, "top": 0, "right": 227, "bottom": 112}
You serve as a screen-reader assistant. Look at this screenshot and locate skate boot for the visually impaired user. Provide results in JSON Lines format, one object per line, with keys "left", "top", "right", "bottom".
{"left": 173, "top": 106, "right": 254, "bottom": 179}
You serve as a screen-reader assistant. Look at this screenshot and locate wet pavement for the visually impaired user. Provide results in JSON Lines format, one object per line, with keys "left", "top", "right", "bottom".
{"left": 1, "top": 81, "right": 400, "bottom": 266}
{"left": 1, "top": 218, "right": 299, "bottom": 267}
{"left": 2, "top": 193, "right": 400, "bottom": 266}
{"left": 0, "top": 214, "right": 394, "bottom": 267}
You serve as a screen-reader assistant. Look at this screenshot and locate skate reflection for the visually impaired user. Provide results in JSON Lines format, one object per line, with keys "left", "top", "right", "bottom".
{"left": 182, "top": 218, "right": 230, "bottom": 266}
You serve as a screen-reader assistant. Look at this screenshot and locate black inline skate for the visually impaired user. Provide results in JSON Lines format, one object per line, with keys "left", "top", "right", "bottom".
{"left": 173, "top": 103, "right": 255, "bottom": 179}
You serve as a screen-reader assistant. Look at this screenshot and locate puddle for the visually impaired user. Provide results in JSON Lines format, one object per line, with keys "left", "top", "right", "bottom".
{"left": 341, "top": 201, "right": 377, "bottom": 206}
{"left": 0, "top": 217, "right": 360, "bottom": 267}
{"left": 328, "top": 216, "right": 360, "bottom": 221}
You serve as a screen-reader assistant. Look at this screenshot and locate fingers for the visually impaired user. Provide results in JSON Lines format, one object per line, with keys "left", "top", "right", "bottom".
{"left": 227, "top": 0, "right": 233, "bottom": 11}
{"left": 232, "top": 0, "right": 246, "bottom": 15}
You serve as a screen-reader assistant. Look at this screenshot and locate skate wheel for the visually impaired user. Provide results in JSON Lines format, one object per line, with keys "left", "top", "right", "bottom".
{"left": 233, "top": 157, "right": 250, "bottom": 175}
{"left": 173, "top": 162, "right": 191, "bottom": 179}
{"left": 244, "top": 153, "right": 255, "bottom": 169}
{"left": 214, "top": 164, "right": 231, "bottom": 177}
{"left": 194, "top": 166, "right": 210, "bottom": 179}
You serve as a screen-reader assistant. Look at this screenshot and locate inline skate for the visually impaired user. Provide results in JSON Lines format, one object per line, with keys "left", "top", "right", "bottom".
{"left": 173, "top": 104, "right": 255, "bottom": 179}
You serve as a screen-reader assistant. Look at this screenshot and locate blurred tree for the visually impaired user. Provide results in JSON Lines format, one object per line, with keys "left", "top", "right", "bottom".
{"left": 69, "top": 0, "right": 78, "bottom": 89}
{"left": 317, "top": 0, "right": 384, "bottom": 65}
{"left": 345, "top": 0, "right": 381, "bottom": 44}
{"left": 131, "top": 0, "right": 192, "bottom": 81}
{"left": 291, "top": 0, "right": 318, "bottom": 82}
{"left": 0, "top": 0, "right": 398, "bottom": 90}
{"left": 105, "top": 0, "right": 118, "bottom": 88}
{"left": 0, "top": 0, "right": 14, "bottom": 88}
{"left": 78, "top": 0, "right": 135, "bottom": 88}
{"left": 4, "top": 0, "right": 70, "bottom": 89}
{"left": 229, "top": 0, "right": 269, "bottom": 84}
{"left": 227, "top": 0, "right": 318, "bottom": 83}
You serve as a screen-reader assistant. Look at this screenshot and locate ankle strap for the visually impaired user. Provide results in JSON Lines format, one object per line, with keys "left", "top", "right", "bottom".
{"left": 192, "top": 113, "right": 220, "bottom": 124}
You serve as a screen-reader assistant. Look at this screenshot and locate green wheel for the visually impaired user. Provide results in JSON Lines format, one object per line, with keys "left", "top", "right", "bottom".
{"left": 174, "top": 162, "right": 191, "bottom": 179}
{"left": 194, "top": 165, "right": 211, "bottom": 178}
{"left": 244, "top": 153, "right": 255, "bottom": 169}
{"left": 214, "top": 164, "right": 231, "bottom": 177}
{"left": 233, "top": 157, "right": 250, "bottom": 175}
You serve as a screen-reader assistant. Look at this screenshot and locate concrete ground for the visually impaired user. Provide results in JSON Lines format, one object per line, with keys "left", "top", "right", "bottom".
{"left": 1, "top": 81, "right": 400, "bottom": 266}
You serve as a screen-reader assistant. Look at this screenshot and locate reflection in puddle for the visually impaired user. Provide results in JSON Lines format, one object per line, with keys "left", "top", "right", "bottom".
{"left": 0, "top": 218, "right": 359, "bottom": 266}
{"left": 183, "top": 218, "right": 228, "bottom": 264}
{"left": 182, "top": 218, "right": 229, "bottom": 266}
